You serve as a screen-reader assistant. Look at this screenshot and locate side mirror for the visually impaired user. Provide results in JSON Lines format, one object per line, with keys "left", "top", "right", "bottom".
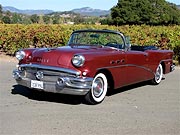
{"left": 125, "top": 36, "right": 131, "bottom": 51}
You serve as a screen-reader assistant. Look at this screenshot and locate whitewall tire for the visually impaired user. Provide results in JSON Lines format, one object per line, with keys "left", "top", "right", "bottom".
{"left": 151, "top": 64, "right": 163, "bottom": 85}
{"left": 85, "top": 73, "right": 108, "bottom": 104}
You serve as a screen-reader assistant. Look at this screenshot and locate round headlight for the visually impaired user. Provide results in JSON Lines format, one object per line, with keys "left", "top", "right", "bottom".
{"left": 15, "top": 50, "right": 25, "bottom": 61}
{"left": 72, "top": 55, "right": 85, "bottom": 67}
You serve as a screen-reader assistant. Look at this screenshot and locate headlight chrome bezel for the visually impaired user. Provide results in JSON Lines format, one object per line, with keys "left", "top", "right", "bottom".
{"left": 72, "top": 55, "right": 85, "bottom": 67}
{"left": 15, "top": 50, "right": 25, "bottom": 61}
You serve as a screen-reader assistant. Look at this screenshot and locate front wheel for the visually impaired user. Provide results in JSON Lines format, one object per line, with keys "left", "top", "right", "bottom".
{"left": 85, "top": 73, "right": 108, "bottom": 104}
{"left": 151, "top": 63, "right": 163, "bottom": 85}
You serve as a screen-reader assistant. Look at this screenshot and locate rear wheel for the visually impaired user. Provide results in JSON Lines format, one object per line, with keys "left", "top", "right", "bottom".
{"left": 151, "top": 64, "right": 163, "bottom": 85}
{"left": 85, "top": 73, "right": 108, "bottom": 104}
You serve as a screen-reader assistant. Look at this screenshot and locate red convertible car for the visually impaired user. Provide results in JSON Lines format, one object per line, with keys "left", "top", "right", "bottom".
{"left": 13, "top": 29, "right": 175, "bottom": 104}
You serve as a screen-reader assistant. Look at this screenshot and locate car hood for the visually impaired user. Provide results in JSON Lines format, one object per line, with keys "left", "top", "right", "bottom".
{"left": 30, "top": 46, "right": 115, "bottom": 68}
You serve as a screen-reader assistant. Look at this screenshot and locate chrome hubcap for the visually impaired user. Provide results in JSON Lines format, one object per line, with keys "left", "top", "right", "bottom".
{"left": 155, "top": 66, "right": 162, "bottom": 81}
{"left": 92, "top": 77, "right": 104, "bottom": 98}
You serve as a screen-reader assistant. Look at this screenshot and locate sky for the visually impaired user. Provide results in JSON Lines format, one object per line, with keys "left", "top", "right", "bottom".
{"left": 0, "top": 0, "right": 179, "bottom": 11}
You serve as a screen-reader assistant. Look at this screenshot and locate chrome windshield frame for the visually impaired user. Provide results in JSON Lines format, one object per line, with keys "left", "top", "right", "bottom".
{"left": 67, "top": 29, "right": 127, "bottom": 50}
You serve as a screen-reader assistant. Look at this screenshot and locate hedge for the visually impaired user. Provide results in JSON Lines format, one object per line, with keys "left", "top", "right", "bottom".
{"left": 0, "top": 24, "right": 179, "bottom": 63}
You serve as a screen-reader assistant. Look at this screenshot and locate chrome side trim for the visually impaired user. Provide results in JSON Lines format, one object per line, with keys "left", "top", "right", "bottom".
{"left": 160, "top": 59, "right": 173, "bottom": 62}
{"left": 97, "top": 64, "right": 154, "bottom": 74}
{"left": 127, "top": 64, "right": 154, "bottom": 73}
{"left": 19, "top": 64, "right": 81, "bottom": 76}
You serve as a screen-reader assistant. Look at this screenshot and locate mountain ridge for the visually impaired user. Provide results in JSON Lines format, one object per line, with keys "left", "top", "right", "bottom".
{"left": 71, "top": 7, "right": 110, "bottom": 16}
{"left": 2, "top": 6, "right": 110, "bottom": 16}
{"left": 2, "top": 5, "right": 179, "bottom": 16}
{"left": 177, "top": 5, "right": 180, "bottom": 9}
{"left": 2, "top": 6, "right": 54, "bottom": 15}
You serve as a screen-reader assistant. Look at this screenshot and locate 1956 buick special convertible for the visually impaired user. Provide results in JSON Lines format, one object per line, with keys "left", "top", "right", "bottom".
{"left": 13, "top": 29, "right": 175, "bottom": 104}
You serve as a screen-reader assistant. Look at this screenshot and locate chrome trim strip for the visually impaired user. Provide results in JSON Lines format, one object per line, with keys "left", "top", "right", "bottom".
{"left": 19, "top": 64, "right": 81, "bottom": 76}
{"left": 127, "top": 64, "right": 154, "bottom": 73}
{"left": 98, "top": 64, "right": 154, "bottom": 74}
{"left": 160, "top": 59, "right": 173, "bottom": 62}
{"left": 60, "top": 77, "right": 93, "bottom": 89}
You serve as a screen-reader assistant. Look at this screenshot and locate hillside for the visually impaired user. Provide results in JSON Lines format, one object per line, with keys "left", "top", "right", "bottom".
{"left": 71, "top": 7, "right": 110, "bottom": 16}
{"left": 2, "top": 6, "right": 110, "bottom": 16}
{"left": 177, "top": 5, "right": 180, "bottom": 9}
{"left": 2, "top": 6, "right": 53, "bottom": 15}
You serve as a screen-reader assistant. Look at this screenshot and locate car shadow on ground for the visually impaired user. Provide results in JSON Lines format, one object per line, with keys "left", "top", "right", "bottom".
{"left": 11, "top": 85, "right": 84, "bottom": 105}
{"left": 107, "top": 77, "right": 165, "bottom": 96}
{"left": 107, "top": 81, "right": 149, "bottom": 96}
{"left": 11, "top": 80, "right": 161, "bottom": 105}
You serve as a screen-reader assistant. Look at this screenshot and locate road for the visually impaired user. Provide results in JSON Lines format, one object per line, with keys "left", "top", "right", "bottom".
{"left": 0, "top": 58, "right": 179, "bottom": 135}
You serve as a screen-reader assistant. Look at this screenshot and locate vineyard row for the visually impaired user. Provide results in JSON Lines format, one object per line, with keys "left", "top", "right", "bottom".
{"left": 0, "top": 24, "right": 179, "bottom": 63}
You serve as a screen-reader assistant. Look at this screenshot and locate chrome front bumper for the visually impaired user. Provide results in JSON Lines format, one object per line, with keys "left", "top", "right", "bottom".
{"left": 12, "top": 64, "right": 93, "bottom": 95}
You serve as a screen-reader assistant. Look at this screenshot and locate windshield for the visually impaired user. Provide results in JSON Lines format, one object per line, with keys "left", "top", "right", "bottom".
{"left": 68, "top": 31, "right": 125, "bottom": 49}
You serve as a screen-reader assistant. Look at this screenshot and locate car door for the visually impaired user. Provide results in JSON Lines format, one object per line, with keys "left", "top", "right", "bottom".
{"left": 125, "top": 50, "right": 149, "bottom": 85}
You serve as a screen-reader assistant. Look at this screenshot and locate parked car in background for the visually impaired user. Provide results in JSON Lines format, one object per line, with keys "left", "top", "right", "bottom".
{"left": 13, "top": 29, "right": 175, "bottom": 104}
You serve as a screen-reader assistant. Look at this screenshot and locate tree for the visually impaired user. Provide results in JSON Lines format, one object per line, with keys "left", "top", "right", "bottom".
{"left": 11, "top": 13, "right": 22, "bottom": 24}
{"left": 43, "top": 15, "right": 51, "bottom": 24}
{"left": 99, "top": 15, "right": 113, "bottom": 25}
{"left": 2, "top": 16, "right": 11, "bottom": 24}
{"left": 0, "top": 4, "right": 2, "bottom": 14}
{"left": 0, "top": 4, "right": 2, "bottom": 22}
{"left": 52, "top": 15, "right": 60, "bottom": 24}
{"left": 30, "top": 14, "right": 40, "bottom": 23}
{"left": 74, "top": 15, "right": 85, "bottom": 24}
{"left": 21, "top": 17, "right": 32, "bottom": 24}
{"left": 111, "top": 0, "right": 180, "bottom": 25}
{"left": 38, "top": 15, "right": 44, "bottom": 24}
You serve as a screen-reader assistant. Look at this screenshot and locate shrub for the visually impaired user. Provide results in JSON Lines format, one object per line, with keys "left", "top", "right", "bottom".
{"left": 0, "top": 24, "right": 179, "bottom": 64}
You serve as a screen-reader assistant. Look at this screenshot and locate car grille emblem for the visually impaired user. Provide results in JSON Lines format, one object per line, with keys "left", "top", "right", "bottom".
{"left": 36, "top": 71, "right": 44, "bottom": 80}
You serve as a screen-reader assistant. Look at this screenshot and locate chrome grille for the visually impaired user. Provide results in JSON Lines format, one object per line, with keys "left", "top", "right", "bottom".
{"left": 22, "top": 67, "right": 76, "bottom": 82}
